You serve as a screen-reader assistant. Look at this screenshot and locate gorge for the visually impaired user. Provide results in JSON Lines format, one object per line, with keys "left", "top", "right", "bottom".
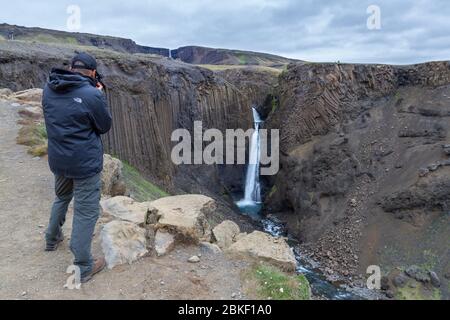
{"left": 0, "top": 36, "right": 449, "bottom": 299}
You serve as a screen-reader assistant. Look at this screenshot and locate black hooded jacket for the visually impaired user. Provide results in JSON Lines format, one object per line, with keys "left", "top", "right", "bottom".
{"left": 42, "top": 68, "right": 112, "bottom": 179}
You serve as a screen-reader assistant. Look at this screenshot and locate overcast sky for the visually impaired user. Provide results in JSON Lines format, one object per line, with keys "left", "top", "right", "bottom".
{"left": 1, "top": 0, "right": 449, "bottom": 64}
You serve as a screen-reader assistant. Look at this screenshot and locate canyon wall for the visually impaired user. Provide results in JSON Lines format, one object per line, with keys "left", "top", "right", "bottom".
{"left": 265, "top": 61, "right": 450, "bottom": 293}
{"left": 0, "top": 41, "right": 257, "bottom": 198}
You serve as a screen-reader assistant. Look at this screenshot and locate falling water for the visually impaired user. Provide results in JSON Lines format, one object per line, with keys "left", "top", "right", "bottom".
{"left": 236, "top": 108, "right": 263, "bottom": 216}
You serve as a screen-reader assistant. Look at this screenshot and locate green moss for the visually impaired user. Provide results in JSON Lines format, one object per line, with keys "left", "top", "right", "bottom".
{"left": 243, "top": 264, "right": 311, "bottom": 300}
{"left": 420, "top": 250, "right": 439, "bottom": 270}
{"left": 267, "top": 185, "right": 277, "bottom": 199}
{"left": 395, "top": 281, "right": 441, "bottom": 300}
{"left": 271, "top": 96, "right": 278, "bottom": 114}
{"left": 237, "top": 54, "right": 248, "bottom": 65}
{"left": 121, "top": 161, "right": 169, "bottom": 202}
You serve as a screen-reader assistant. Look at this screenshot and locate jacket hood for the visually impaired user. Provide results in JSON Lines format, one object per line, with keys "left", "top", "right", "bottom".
{"left": 47, "top": 68, "right": 96, "bottom": 92}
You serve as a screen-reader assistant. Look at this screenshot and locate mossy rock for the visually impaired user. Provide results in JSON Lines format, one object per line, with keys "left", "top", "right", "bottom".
{"left": 121, "top": 161, "right": 169, "bottom": 202}
{"left": 395, "top": 280, "right": 441, "bottom": 300}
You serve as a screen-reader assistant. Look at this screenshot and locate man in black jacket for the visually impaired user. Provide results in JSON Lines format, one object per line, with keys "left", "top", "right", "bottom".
{"left": 42, "top": 52, "right": 112, "bottom": 283}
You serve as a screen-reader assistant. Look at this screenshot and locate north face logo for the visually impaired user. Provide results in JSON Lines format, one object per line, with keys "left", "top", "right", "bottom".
{"left": 73, "top": 97, "right": 83, "bottom": 103}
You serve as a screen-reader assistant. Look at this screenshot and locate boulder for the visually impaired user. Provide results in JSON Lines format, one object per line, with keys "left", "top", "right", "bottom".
{"left": 154, "top": 230, "right": 176, "bottom": 256}
{"left": 0, "top": 88, "right": 13, "bottom": 98}
{"left": 101, "top": 220, "right": 148, "bottom": 269}
{"left": 200, "top": 242, "right": 222, "bottom": 255}
{"left": 212, "top": 220, "right": 240, "bottom": 249}
{"left": 393, "top": 274, "right": 408, "bottom": 287}
{"left": 18, "top": 106, "right": 43, "bottom": 119}
{"left": 100, "top": 196, "right": 151, "bottom": 224}
{"left": 405, "top": 265, "right": 431, "bottom": 283}
{"left": 226, "top": 231, "right": 297, "bottom": 271}
{"left": 102, "top": 154, "right": 127, "bottom": 196}
{"left": 429, "top": 271, "right": 441, "bottom": 288}
{"left": 442, "top": 144, "right": 450, "bottom": 156}
{"left": 146, "top": 195, "right": 215, "bottom": 242}
{"left": 12, "top": 88, "right": 43, "bottom": 104}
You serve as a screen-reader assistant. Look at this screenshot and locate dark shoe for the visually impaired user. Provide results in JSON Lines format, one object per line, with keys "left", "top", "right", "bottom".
{"left": 80, "top": 257, "right": 106, "bottom": 283}
{"left": 45, "top": 233, "right": 64, "bottom": 251}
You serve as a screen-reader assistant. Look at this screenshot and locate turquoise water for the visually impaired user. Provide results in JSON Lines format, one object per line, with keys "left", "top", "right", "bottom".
{"left": 235, "top": 199, "right": 262, "bottom": 218}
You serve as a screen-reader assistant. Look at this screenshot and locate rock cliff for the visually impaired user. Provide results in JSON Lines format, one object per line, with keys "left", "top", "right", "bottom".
{"left": 264, "top": 61, "right": 450, "bottom": 298}
{"left": 0, "top": 41, "right": 256, "bottom": 199}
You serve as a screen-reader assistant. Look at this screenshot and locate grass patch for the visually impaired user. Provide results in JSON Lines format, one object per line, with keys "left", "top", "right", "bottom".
{"left": 121, "top": 161, "right": 169, "bottom": 202}
{"left": 420, "top": 250, "right": 439, "bottom": 270}
{"left": 237, "top": 54, "right": 248, "bottom": 65}
{"left": 271, "top": 96, "right": 278, "bottom": 114}
{"left": 29, "top": 144, "right": 48, "bottom": 157}
{"left": 16, "top": 121, "right": 48, "bottom": 156}
{"left": 196, "top": 64, "right": 282, "bottom": 75}
{"left": 395, "top": 281, "right": 441, "bottom": 300}
{"left": 20, "top": 34, "right": 79, "bottom": 45}
{"left": 242, "top": 264, "right": 311, "bottom": 300}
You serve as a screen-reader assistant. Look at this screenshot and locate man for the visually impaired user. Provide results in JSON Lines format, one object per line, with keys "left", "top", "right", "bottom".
{"left": 42, "top": 52, "right": 112, "bottom": 283}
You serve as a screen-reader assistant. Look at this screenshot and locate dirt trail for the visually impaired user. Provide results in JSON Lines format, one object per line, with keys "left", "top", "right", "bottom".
{"left": 0, "top": 99, "right": 247, "bottom": 300}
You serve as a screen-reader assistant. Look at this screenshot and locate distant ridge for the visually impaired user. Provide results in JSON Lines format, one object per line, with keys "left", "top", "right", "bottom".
{"left": 0, "top": 23, "right": 296, "bottom": 68}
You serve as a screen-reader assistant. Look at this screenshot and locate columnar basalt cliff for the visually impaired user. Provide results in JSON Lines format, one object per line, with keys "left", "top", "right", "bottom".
{"left": 264, "top": 61, "right": 450, "bottom": 297}
{"left": 0, "top": 41, "right": 256, "bottom": 199}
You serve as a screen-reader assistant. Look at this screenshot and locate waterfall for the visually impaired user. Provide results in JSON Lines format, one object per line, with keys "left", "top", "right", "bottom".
{"left": 244, "top": 108, "right": 262, "bottom": 202}
{"left": 236, "top": 108, "right": 263, "bottom": 215}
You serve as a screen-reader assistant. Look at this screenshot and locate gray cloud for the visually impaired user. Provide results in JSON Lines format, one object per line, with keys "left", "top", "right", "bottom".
{"left": 0, "top": 0, "right": 449, "bottom": 64}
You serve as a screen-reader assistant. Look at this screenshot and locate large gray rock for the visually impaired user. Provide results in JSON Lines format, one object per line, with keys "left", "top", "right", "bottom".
{"left": 18, "top": 106, "right": 43, "bottom": 119}
{"left": 0, "top": 88, "right": 13, "bottom": 98}
{"left": 101, "top": 220, "right": 148, "bottom": 269}
{"left": 212, "top": 220, "right": 240, "bottom": 249}
{"left": 154, "top": 230, "right": 175, "bottom": 256}
{"left": 226, "top": 231, "right": 297, "bottom": 271}
{"left": 11, "top": 88, "right": 43, "bottom": 106}
{"left": 102, "top": 154, "right": 126, "bottom": 196}
{"left": 405, "top": 265, "right": 431, "bottom": 283}
{"left": 146, "top": 195, "right": 215, "bottom": 242}
{"left": 100, "top": 196, "right": 151, "bottom": 224}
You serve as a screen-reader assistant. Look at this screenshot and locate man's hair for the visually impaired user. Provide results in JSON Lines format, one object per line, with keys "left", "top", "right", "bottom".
{"left": 72, "top": 68, "right": 94, "bottom": 77}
